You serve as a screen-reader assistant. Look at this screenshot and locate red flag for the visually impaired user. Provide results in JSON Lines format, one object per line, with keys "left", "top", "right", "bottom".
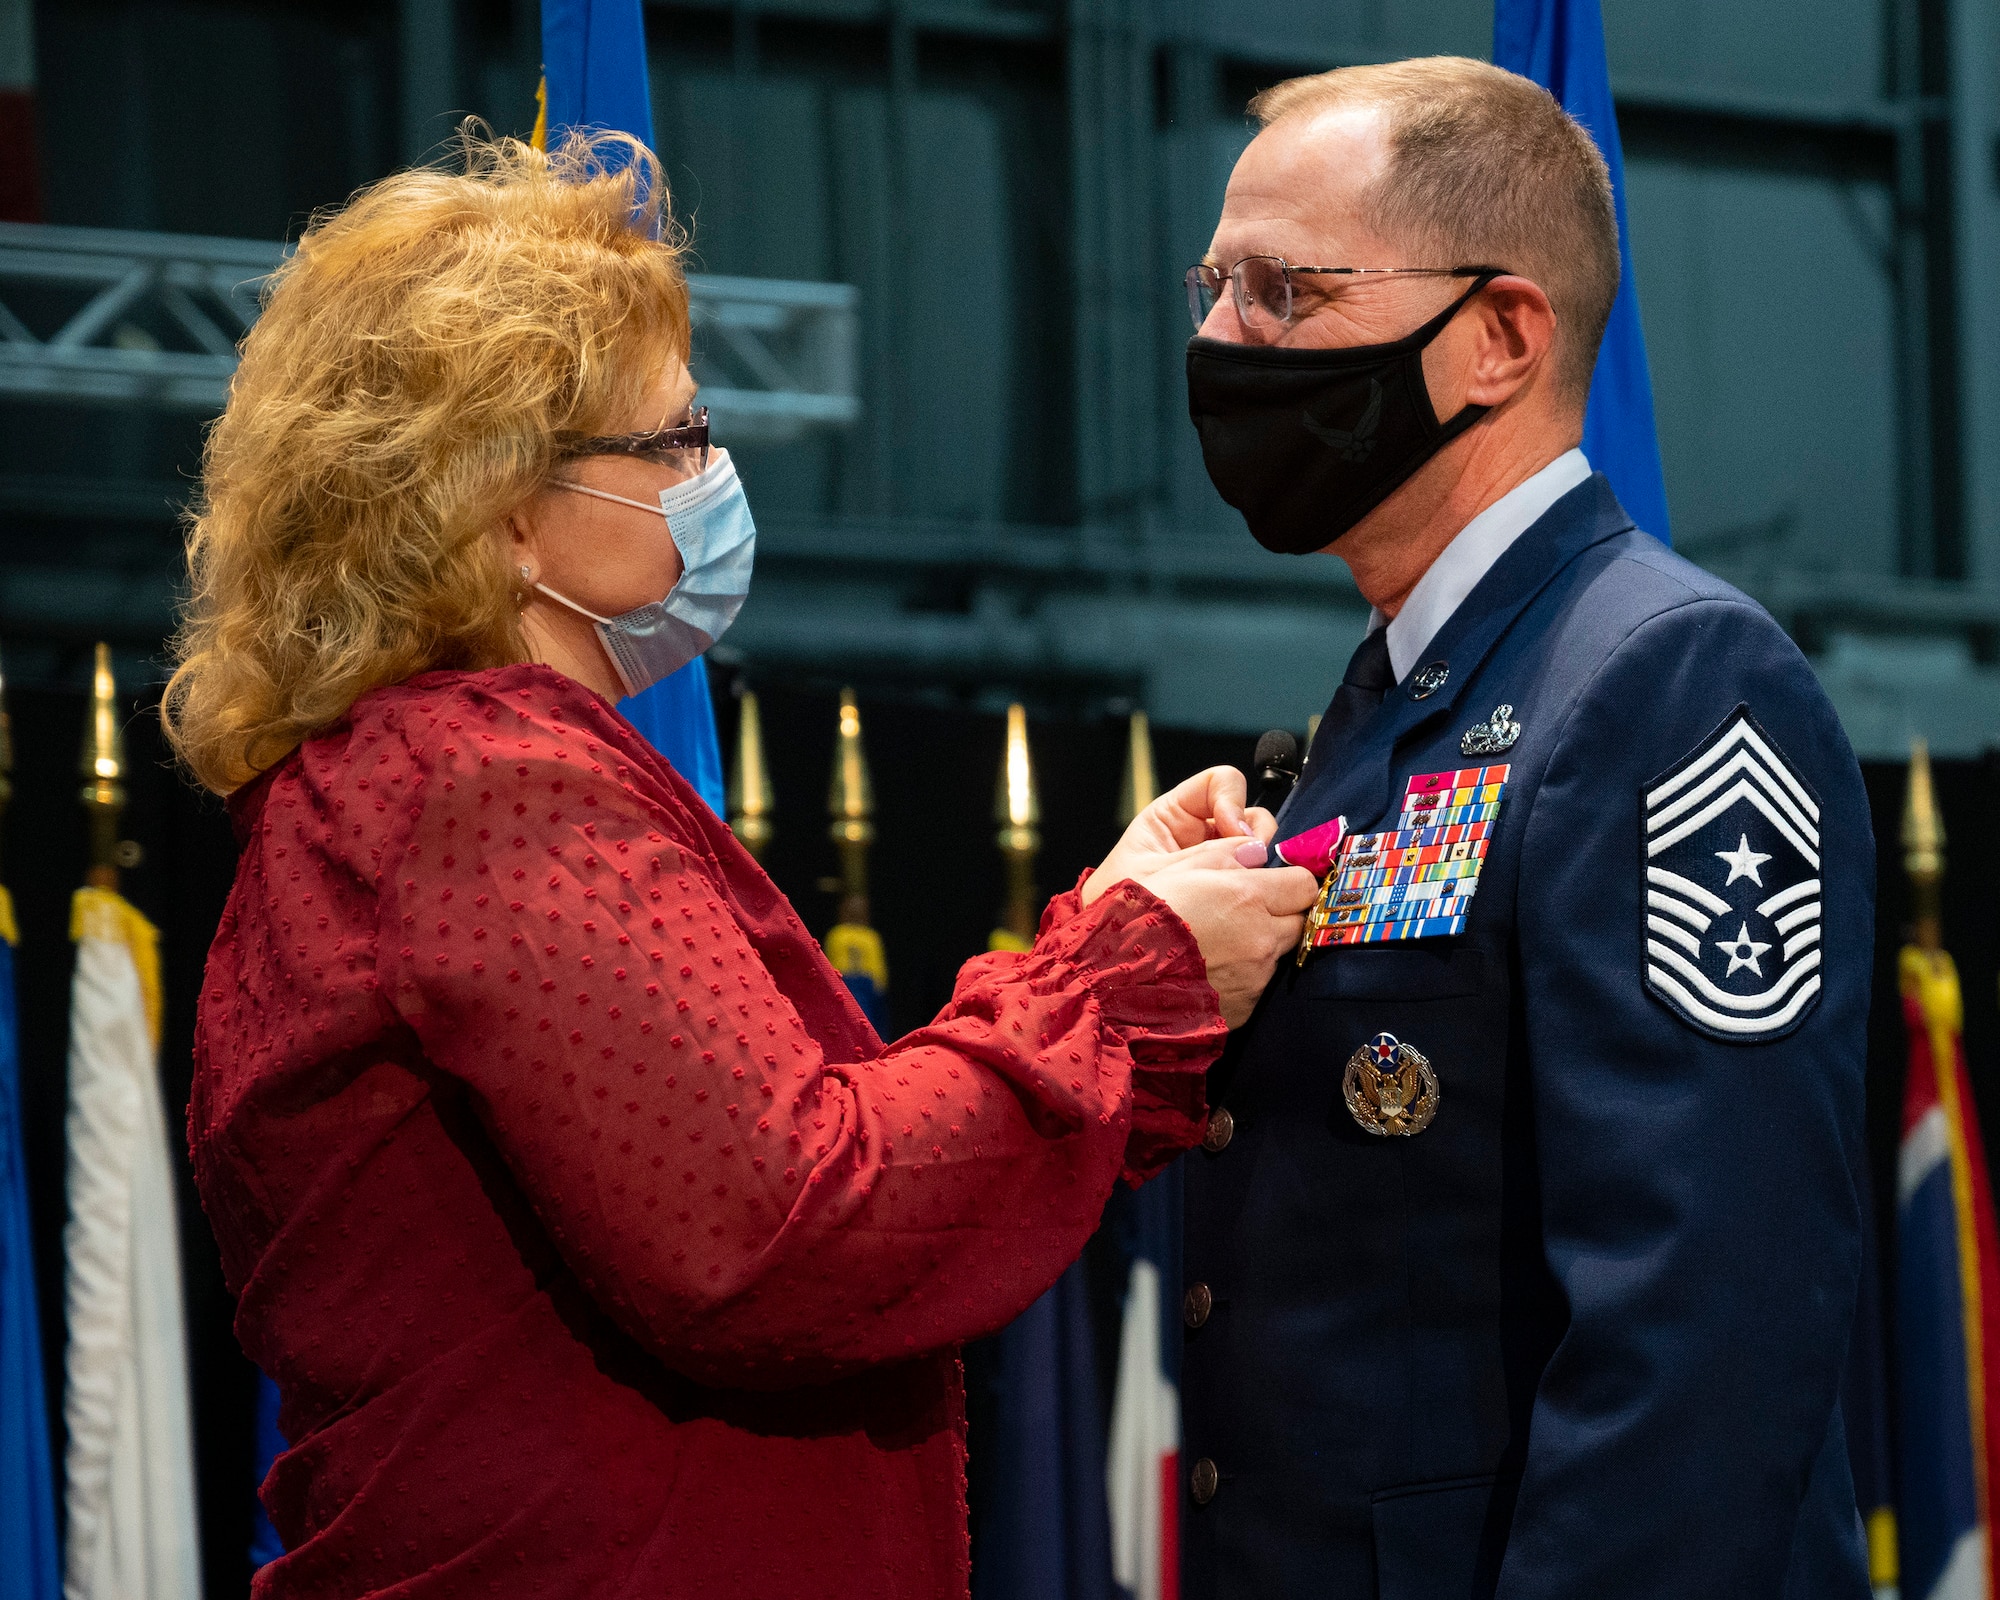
{"left": 1897, "top": 946, "right": 2000, "bottom": 1595}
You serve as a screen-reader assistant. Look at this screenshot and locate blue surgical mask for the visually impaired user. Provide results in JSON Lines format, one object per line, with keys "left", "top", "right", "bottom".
{"left": 538, "top": 447, "right": 757, "bottom": 697}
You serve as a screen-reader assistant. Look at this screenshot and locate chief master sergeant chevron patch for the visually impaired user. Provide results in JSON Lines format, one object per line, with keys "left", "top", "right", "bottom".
{"left": 1642, "top": 704, "right": 1823, "bottom": 1042}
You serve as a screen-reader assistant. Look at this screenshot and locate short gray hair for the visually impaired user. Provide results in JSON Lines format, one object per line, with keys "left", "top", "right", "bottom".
{"left": 1250, "top": 56, "right": 1619, "bottom": 404}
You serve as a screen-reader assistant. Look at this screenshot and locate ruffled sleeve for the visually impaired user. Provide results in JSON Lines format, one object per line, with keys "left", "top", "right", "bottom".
{"left": 1003, "top": 870, "right": 1212, "bottom": 1184}
{"left": 372, "top": 680, "right": 1222, "bottom": 1389}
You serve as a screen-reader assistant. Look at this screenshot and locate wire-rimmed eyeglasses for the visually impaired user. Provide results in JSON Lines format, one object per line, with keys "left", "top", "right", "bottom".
{"left": 1184, "top": 259, "right": 1504, "bottom": 331}
{"left": 556, "top": 405, "right": 711, "bottom": 477}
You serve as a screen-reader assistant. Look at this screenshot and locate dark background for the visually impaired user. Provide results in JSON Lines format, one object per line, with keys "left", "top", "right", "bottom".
{"left": 3, "top": 661, "right": 1989, "bottom": 1595}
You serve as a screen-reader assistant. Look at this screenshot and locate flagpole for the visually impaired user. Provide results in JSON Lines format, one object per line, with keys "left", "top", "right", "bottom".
{"left": 990, "top": 703, "right": 1041, "bottom": 952}
{"left": 78, "top": 643, "right": 124, "bottom": 892}
{"left": 1903, "top": 736, "right": 1943, "bottom": 952}
{"left": 1116, "top": 709, "right": 1157, "bottom": 827}
{"left": 822, "top": 690, "right": 888, "bottom": 1031}
{"left": 827, "top": 689, "right": 874, "bottom": 925}
{"left": 727, "top": 687, "right": 775, "bottom": 861}
{"left": 62, "top": 641, "right": 202, "bottom": 1600}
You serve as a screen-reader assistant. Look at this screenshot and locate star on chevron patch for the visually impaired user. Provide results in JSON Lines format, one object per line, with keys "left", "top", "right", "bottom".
{"left": 1642, "top": 704, "right": 1822, "bottom": 1043}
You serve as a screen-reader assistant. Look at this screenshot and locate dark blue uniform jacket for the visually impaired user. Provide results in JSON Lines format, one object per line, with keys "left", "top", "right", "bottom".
{"left": 1183, "top": 475, "right": 1872, "bottom": 1599}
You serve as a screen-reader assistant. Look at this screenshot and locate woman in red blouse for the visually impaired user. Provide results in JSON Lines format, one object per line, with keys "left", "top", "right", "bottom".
{"left": 164, "top": 134, "right": 1316, "bottom": 1597}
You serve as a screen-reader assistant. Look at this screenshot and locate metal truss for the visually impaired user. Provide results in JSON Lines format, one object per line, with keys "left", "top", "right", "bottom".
{"left": 688, "top": 274, "right": 860, "bottom": 441}
{"left": 0, "top": 222, "right": 860, "bottom": 440}
{"left": 0, "top": 223, "right": 271, "bottom": 411}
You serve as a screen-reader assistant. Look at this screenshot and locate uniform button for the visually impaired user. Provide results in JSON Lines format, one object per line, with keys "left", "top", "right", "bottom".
{"left": 1190, "top": 1457, "right": 1219, "bottom": 1504}
{"left": 1203, "top": 1107, "right": 1234, "bottom": 1152}
{"left": 1183, "top": 1282, "right": 1212, "bottom": 1328}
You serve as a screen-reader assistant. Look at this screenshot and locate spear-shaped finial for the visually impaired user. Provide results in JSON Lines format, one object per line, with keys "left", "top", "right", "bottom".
{"left": 80, "top": 642, "right": 126, "bottom": 889}
{"left": 822, "top": 690, "right": 888, "bottom": 1021}
{"left": 827, "top": 688, "right": 876, "bottom": 923}
{"left": 1903, "top": 736, "right": 1945, "bottom": 950}
{"left": 991, "top": 703, "right": 1041, "bottom": 949}
{"left": 1116, "top": 709, "right": 1157, "bottom": 827}
{"left": 727, "top": 688, "right": 774, "bottom": 861}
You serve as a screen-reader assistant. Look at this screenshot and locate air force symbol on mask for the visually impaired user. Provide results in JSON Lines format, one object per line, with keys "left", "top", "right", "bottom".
{"left": 1642, "top": 705, "right": 1822, "bottom": 1042}
{"left": 1301, "top": 379, "right": 1384, "bottom": 462}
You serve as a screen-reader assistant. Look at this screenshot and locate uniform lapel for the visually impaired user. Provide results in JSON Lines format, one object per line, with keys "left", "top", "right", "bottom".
{"left": 1280, "top": 474, "right": 1636, "bottom": 837}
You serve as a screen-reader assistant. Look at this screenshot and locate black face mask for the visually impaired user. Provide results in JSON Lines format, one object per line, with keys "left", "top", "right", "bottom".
{"left": 1186, "top": 273, "right": 1499, "bottom": 555}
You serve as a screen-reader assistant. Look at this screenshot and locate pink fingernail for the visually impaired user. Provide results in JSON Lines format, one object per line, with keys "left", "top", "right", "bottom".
{"left": 1237, "top": 818, "right": 1256, "bottom": 836}
{"left": 1235, "top": 839, "right": 1268, "bottom": 867}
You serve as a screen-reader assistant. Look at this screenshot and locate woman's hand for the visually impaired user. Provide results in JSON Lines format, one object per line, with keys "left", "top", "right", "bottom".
{"left": 1122, "top": 838, "right": 1320, "bottom": 1028}
{"left": 1082, "top": 766, "right": 1276, "bottom": 907}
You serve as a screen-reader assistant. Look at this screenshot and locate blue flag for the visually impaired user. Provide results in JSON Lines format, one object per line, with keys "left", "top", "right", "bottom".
{"left": 542, "top": 0, "right": 727, "bottom": 814}
{"left": 1493, "top": 0, "right": 1672, "bottom": 546}
{"left": 0, "top": 918, "right": 60, "bottom": 1600}
{"left": 249, "top": 1370, "right": 285, "bottom": 1572}
{"left": 619, "top": 659, "right": 726, "bottom": 814}
{"left": 541, "top": 0, "right": 654, "bottom": 160}
{"left": 972, "top": 1261, "right": 1116, "bottom": 1600}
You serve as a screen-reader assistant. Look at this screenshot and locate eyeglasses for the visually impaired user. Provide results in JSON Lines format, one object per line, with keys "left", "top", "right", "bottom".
{"left": 556, "top": 406, "right": 711, "bottom": 476}
{"left": 1184, "top": 260, "right": 1505, "bottom": 331}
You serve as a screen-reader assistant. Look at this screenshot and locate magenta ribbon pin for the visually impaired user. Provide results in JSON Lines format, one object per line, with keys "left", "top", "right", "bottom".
{"left": 1275, "top": 815, "right": 1348, "bottom": 877}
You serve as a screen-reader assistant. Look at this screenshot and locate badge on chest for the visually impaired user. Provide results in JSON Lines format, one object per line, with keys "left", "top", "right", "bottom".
{"left": 1343, "top": 1031, "right": 1439, "bottom": 1137}
{"left": 1294, "top": 763, "right": 1512, "bottom": 960}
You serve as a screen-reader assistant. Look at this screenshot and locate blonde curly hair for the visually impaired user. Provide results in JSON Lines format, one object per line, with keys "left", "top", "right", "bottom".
{"left": 162, "top": 129, "right": 690, "bottom": 795}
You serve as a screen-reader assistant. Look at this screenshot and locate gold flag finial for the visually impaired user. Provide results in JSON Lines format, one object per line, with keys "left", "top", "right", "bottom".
{"left": 995, "top": 702, "right": 1040, "bottom": 840}
{"left": 822, "top": 690, "right": 889, "bottom": 1003}
{"left": 80, "top": 643, "right": 127, "bottom": 888}
{"left": 727, "top": 689, "right": 775, "bottom": 860}
{"left": 1116, "top": 709, "right": 1157, "bottom": 827}
{"left": 1903, "top": 736, "right": 1945, "bottom": 950}
{"left": 827, "top": 689, "right": 876, "bottom": 921}
{"left": 991, "top": 703, "right": 1041, "bottom": 950}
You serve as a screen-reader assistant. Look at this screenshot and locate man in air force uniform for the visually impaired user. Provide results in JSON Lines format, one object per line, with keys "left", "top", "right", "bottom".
{"left": 1179, "top": 58, "right": 1871, "bottom": 1598}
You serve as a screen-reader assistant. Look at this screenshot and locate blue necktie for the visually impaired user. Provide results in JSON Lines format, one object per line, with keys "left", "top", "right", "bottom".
{"left": 1317, "top": 626, "right": 1396, "bottom": 757}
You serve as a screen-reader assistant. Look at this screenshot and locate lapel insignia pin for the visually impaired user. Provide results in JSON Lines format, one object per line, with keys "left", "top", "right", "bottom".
{"left": 1409, "top": 662, "right": 1450, "bottom": 699}
{"left": 1461, "top": 704, "right": 1521, "bottom": 756}
{"left": 1343, "top": 1031, "right": 1438, "bottom": 1136}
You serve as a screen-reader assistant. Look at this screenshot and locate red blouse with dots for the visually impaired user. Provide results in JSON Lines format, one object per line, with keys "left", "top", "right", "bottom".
{"left": 187, "top": 663, "right": 1221, "bottom": 1599}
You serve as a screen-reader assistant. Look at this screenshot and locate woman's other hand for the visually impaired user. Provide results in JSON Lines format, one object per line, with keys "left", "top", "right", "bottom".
{"left": 1128, "top": 838, "right": 1319, "bottom": 1028}
{"left": 1082, "top": 765, "right": 1277, "bottom": 907}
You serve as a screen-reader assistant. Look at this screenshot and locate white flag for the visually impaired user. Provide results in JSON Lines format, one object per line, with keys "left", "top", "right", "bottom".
{"left": 1107, "top": 1255, "right": 1179, "bottom": 1600}
{"left": 62, "top": 887, "right": 201, "bottom": 1600}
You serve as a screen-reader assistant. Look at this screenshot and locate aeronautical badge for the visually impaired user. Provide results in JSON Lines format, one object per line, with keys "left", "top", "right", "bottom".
{"left": 1460, "top": 704, "right": 1520, "bottom": 756}
{"left": 1641, "top": 705, "right": 1822, "bottom": 1042}
{"left": 1343, "top": 1031, "right": 1438, "bottom": 1136}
